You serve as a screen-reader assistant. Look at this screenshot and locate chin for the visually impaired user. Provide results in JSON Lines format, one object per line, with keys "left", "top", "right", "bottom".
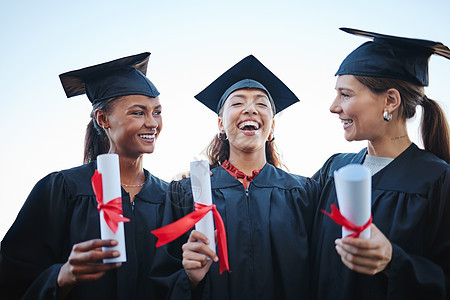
{"left": 142, "top": 146, "right": 156, "bottom": 154}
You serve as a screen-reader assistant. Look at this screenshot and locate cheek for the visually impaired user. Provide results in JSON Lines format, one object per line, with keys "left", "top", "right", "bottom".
{"left": 157, "top": 118, "right": 163, "bottom": 132}
{"left": 221, "top": 114, "right": 236, "bottom": 132}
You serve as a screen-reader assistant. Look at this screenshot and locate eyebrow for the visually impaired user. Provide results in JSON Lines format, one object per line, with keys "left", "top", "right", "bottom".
{"left": 229, "top": 93, "right": 269, "bottom": 100}
{"left": 128, "top": 104, "right": 162, "bottom": 110}
{"left": 336, "top": 87, "right": 353, "bottom": 93}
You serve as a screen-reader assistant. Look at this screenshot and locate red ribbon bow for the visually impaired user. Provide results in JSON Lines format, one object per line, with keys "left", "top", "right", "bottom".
{"left": 321, "top": 204, "right": 372, "bottom": 238}
{"left": 91, "top": 170, "right": 130, "bottom": 234}
{"left": 151, "top": 202, "right": 230, "bottom": 274}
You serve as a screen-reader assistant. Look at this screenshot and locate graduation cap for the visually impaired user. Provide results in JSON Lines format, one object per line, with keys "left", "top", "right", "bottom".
{"left": 336, "top": 27, "right": 450, "bottom": 86}
{"left": 59, "top": 52, "right": 159, "bottom": 104}
{"left": 195, "top": 55, "right": 300, "bottom": 115}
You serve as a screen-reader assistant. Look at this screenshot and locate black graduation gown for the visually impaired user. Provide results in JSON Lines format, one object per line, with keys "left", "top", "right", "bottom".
{"left": 0, "top": 161, "right": 168, "bottom": 300}
{"left": 310, "top": 143, "right": 450, "bottom": 300}
{"left": 156, "top": 163, "right": 318, "bottom": 300}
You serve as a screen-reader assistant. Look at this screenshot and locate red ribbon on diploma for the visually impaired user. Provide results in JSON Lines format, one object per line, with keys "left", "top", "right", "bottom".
{"left": 151, "top": 203, "right": 230, "bottom": 274}
{"left": 91, "top": 170, "right": 130, "bottom": 234}
{"left": 321, "top": 204, "right": 372, "bottom": 238}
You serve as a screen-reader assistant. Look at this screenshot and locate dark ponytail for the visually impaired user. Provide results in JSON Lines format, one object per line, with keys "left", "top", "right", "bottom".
{"left": 355, "top": 76, "right": 450, "bottom": 163}
{"left": 421, "top": 97, "right": 450, "bottom": 163}
{"left": 83, "top": 97, "right": 120, "bottom": 164}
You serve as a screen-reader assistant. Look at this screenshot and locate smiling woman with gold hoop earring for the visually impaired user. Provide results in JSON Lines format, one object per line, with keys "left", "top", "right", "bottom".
{"left": 0, "top": 53, "right": 169, "bottom": 299}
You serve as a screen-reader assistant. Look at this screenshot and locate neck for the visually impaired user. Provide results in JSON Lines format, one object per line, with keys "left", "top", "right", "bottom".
{"left": 228, "top": 148, "right": 266, "bottom": 176}
{"left": 367, "top": 121, "right": 411, "bottom": 158}
{"left": 115, "top": 153, "right": 145, "bottom": 185}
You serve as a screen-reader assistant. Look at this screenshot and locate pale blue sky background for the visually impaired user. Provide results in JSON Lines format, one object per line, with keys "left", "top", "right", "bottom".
{"left": 1, "top": 0, "right": 449, "bottom": 239}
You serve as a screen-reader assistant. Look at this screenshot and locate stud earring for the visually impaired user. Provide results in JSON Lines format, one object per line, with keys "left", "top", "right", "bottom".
{"left": 383, "top": 111, "right": 392, "bottom": 122}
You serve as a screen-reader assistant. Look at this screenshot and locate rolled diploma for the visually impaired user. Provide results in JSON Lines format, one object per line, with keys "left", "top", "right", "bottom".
{"left": 97, "top": 153, "right": 127, "bottom": 263}
{"left": 334, "top": 164, "right": 372, "bottom": 239}
{"left": 191, "top": 160, "right": 216, "bottom": 255}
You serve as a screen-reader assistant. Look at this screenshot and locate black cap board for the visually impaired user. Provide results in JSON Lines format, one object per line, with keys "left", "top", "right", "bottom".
{"left": 195, "top": 55, "right": 300, "bottom": 115}
{"left": 336, "top": 27, "right": 450, "bottom": 86}
{"left": 59, "top": 52, "right": 159, "bottom": 104}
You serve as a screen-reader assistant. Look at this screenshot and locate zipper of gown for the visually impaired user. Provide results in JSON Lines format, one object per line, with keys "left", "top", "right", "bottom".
{"left": 245, "top": 185, "right": 255, "bottom": 298}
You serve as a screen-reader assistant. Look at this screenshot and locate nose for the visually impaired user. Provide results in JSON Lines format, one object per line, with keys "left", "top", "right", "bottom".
{"left": 145, "top": 114, "right": 158, "bottom": 129}
{"left": 243, "top": 102, "right": 258, "bottom": 115}
{"left": 329, "top": 96, "right": 342, "bottom": 114}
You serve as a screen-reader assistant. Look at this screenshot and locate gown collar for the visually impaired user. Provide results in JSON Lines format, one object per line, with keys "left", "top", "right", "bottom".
{"left": 221, "top": 160, "right": 262, "bottom": 189}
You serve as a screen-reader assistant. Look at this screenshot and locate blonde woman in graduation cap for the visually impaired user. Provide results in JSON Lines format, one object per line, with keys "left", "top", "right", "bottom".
{"left": 0, "top": 53, "right": 168, "bottom": 299}
{"left": 311, "top": 28, "right": 450, "bottom": 299}
{"left": 154, "top": 55, "right": 319, "bottom": 300}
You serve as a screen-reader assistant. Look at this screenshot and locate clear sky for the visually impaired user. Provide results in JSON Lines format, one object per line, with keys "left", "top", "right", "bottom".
{"left": 1, "top": 0, "right": 449, "bottom": 239}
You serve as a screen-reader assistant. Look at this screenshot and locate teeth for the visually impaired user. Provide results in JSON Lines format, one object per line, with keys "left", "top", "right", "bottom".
{"left": 238, "top": 121, "right": 260, "bottom": 130}
{"left": 341, "top": 119, "right": 353, "bottom": 125}
{"left": 139, "top": 134, "right": 156, "bottom": 139}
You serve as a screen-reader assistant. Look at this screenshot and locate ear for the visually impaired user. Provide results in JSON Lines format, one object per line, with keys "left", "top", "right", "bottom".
{"left": 94, "top": 109, "right": 109, "bottom": 129}
{"left": 385, "top": 88, "right": 401, "bottom": 114}
{"left": 271, "top": 119, "right": 275, "bottom": 133}
{"left": 218, "top": 117, "right": 225, "bottom": 133}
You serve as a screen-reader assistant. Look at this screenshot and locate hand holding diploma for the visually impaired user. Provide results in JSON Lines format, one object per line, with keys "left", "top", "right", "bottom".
{"left": 323, "top": 164, "right": 392, "bottom": 275}
{"left": 57, "top": 239, "right": 122, "bottom": 296}
{"left": 182, "top": 230, "right": 218, "bottom": 289}
{"left": 57, "top": 154, "right": 130, "bottom": 296}
{"left": 335, "top": 224, "right": 392, "bottom": 275}
{"left": 151, "top": 160, "right": 230, "bottom": 275}
{"left": 323, "top": 164, "right": 372, "bottom": 238}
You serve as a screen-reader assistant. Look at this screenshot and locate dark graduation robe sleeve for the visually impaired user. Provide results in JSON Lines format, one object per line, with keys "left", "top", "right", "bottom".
{"left": 149, "top": 178, "right": 196, "bottom": 300}
{"left": 0, "top": 172, "right": 73, "bottom": 299}
{"left": 386, "top": 165, "right": 450, "bottom": 299}
{"left": 310, "top": 144, "right": 450, "bottom": 300}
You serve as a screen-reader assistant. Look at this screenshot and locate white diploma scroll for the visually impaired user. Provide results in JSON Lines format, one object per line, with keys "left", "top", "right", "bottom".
{"left": 190, "top": 160, "right": 216, "bottom": 255}
{"left": 334, "top": 164, "right": 372, "bottom": 239}
{"left": 97, "top": 153, "right": 127, "bottom": 263}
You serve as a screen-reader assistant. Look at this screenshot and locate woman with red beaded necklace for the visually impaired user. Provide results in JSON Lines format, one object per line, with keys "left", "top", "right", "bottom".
{"left": 155, "top": 55, "right": 319, "bottom": 300}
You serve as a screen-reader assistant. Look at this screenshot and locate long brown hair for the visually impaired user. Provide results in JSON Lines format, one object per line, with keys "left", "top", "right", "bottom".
{"left": 83, "top": 97, "right": 121, "bottom": 164}
{"left": 355, "top": 76, "right": 450, "bottom": 163}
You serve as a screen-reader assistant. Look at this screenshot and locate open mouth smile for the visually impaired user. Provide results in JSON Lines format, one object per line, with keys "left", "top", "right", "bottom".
{"left": 238, "top": 120, "right": 261, "bottom": 136}
{"left": 341, "top": 119, "right": 353, "bottom": 129}
{"left": 139, "top": 133, "right": 157, "bottom": 142}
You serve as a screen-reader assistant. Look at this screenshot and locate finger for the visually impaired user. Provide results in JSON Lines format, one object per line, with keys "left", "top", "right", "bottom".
{"left": 183, "top": 247, "right": 210, "bottom": 263}
{"left": 183, "top": 257, "right": 211, "bottom": 270}
{"left": 340, "top": 256, "right": 380, "bottom": 275}
{"left": 71, "top": 262, "right": 122, "bottom": 276}
{"left": 182, "top": 241, "right": 218, "bottom": 262}
{"left": 72, "top": 272, "right": 107, "bottom": 283}
{"left": 72, "top": 239, "right": 119, "bottom": 253}
{"left": 188, "top": 230, "right": 210, "bottom": 244}
{"left": 69, "top": 249, "right": 121, "bottom": 265}
{"left": 336, "top": 245, "right": 384, "bottom": 275}
{"left": 338, "top": 237, "right": 374, "bottom": 250}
